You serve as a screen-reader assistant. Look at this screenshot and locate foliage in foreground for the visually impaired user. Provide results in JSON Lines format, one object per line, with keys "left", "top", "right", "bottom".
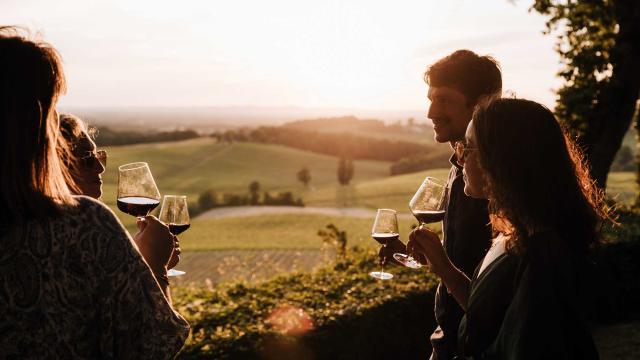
{"left": 173, "top": 206, "right": 640, "bottom": 359}
{"left": 173, "top": 247, "right": 438, "bottom": 359}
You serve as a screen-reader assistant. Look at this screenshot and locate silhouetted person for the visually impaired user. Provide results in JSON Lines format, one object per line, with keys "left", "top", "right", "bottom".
{"left": 57, "top": 113, "right": 181, "bottom": 270}
{"left": 382, "top": 49, "right": 502, "bottom": 359}
{"left": 408, "top": 98, "right": 604, "bottom": 359}
{"left": 0, "top": 27, "right": 189, "bottom": 359}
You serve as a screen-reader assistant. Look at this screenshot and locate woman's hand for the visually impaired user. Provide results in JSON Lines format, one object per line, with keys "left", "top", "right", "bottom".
{"left": 167, "top": 237, "right": 181, "bottom": 270}
{"left": 133, "top": 215, "right": 174, "bottom": 275}
{"left": 407, "top": 226, "right": 451, "bottom": 276}
{"left": 378, "top": 238, "right": 407, "bottom": 266}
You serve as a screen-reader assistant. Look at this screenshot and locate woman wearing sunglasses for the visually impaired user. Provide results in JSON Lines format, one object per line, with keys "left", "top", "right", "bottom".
{"left": 58, "top": 113, "right": 107, "bottom": 199}
{"left": 57, "top": 113, "right": 182, "bottom": 271}
{"left": 408, "top": 98, "right": 606, "bottom": 359}
{"left": 0, "top": 27, "right": 188, "bottom": 358}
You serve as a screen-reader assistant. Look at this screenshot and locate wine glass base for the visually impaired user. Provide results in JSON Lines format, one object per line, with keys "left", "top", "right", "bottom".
{"left": 167, "top": 269, "right": 186, "bottom": 277}
{"left": 393, "top": 253, "right": 423, "bottom": 269}
{"left": 369, "top": 271, "right": 393, "bottom": 280}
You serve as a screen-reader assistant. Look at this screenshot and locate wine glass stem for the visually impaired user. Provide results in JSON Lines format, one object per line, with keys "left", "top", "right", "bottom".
{"left": 380, "top": 244, "right": 386, "bottom": 274}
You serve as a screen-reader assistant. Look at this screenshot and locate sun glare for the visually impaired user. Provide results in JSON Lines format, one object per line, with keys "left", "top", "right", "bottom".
{"left": 1, "top": 0, "right": 560, "bottom": 110}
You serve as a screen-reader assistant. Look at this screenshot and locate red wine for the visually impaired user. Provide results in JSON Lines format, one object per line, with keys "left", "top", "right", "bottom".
{"left": 117, "top": 197, "right": 160, "bottom": 217}
{"left": 372, "top": 232, "right": 399, "bottom": 245}
{"left": 168, "top": 223, "right": 190, "bottom": 235}
{"left": 413, "top": 210, "right": 445, "bottom": 224}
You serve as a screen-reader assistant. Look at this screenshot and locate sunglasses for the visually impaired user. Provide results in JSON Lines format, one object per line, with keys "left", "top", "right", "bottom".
{"left": 78, "top": 149, "right": 107, "bottom": 168}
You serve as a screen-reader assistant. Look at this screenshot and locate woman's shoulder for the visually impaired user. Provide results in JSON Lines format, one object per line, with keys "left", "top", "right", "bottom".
{"left": 69, "top": 196, "right": 124, "bottom": 226}
{"left": 58, "top": 196, "right": 130, "bottom": 246}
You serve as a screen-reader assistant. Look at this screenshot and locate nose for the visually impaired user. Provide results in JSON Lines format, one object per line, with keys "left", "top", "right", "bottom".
{"left": 427, "top": 103, "right": 436, "bottom": 121}
{"left": 95, "top": 158, "right": 106, "bottom": 175}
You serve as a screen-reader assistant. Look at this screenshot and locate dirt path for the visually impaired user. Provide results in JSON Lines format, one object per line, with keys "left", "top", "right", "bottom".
{"left": 171, "top": 249, "right": 336, "bottom": 285}
{"left": 196, "top": 206, "right": 414, "bottom": 220}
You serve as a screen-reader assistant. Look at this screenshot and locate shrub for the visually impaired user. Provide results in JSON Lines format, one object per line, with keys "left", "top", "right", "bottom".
{"left": 174, "top": 248, "right": 438, "bottom": 359}
{"left": 174, "top": 206, "right": 640, "bottom": 359}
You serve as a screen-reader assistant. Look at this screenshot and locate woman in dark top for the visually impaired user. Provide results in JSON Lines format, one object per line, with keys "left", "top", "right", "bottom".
{"left": 408, "top": 98, "right": 608, "bottom": 359}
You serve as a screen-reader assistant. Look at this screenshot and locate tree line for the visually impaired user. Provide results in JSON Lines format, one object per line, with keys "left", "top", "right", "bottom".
{"left": 93, "top": 127, "right": 200, "bottom": 146}
{"left": 193, "top": 181, "right": 304, "bottom": 216}
{"left": 211, "top": 126, "right": 433, "bottom": 162}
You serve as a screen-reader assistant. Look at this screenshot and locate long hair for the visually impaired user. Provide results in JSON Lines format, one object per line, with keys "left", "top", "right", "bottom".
{"left": 0, "top": 26, "right": 76, "bottom": 227}
{"left": 472, "top": 98, "right": 607, "bottom": 257}
{"left": 57, "top": 113, "right": 94, "bottom": 194}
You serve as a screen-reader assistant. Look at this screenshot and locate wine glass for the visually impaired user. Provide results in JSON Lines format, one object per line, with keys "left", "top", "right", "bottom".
{"left": 393, "top": 177, "right": 447, "bottom": 269}
{"left": 159, "top": 195, "right": 190, "bottom": 277}
{"left": 117, "top": 162, "right": 161, "bottom": 220}
{"left": 369, "top": 209, "right": 398, "bottom": 280}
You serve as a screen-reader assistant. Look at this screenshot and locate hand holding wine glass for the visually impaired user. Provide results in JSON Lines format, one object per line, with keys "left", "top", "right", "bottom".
{"left": 133, "top": 215, "right": 174, "bottom": 275}
{"left": 407, "top": 226, "right": 450, "bottom": 276}
{"left": 159, "top": 195, "right": 190, "bottom": 277}
{"left": 369, "top": 209, "right": 399, "bottom": 280}
{"left": 394, "top": 176, "right": 447, "bottom": 269}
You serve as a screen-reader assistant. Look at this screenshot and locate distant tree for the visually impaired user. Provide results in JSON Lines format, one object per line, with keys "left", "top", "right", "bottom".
{"left": 223, "top": 193, "right": 249, "bottom": 206}
{"left": 530, "top": 0, "right": 640, "bottom": 190}
{"left": 249, "top": 181, "right": 261, "bottom": 205}
{"left": 198, "top": 190, "right": 218, "bottom": 211}
{"left": 407, "top": 117, "right": 415, "bottom": 127}
{"left": 337, "top": 156, "right": 354, "bottom": 185}
{"left": 297, "top": 167, "right": 311, "bottom": 187}
{"left": 346, "top": 158, "right": 354, "bottom": 183}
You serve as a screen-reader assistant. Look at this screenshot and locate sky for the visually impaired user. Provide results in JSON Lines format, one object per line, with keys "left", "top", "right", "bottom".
{"left": 2, "top": 0, "right": 562, "bottom": 113}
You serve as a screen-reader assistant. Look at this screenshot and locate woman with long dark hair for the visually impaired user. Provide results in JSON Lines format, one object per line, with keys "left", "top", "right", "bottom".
{"left": 0, "top": 27, "right": 189, "bottom": 358}
{"left": 408, "top": 98, "right": 607, "bottom": 359}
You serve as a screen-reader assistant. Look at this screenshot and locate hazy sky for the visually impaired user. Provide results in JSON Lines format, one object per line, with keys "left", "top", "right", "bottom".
{"left": 2, "top": 0, "right": 562, "bottom": 111}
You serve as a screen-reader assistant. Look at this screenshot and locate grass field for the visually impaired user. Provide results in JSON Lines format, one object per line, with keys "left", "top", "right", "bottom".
{"left": 607, "top": 171, "right": 638, "bottom": 205}
{"left": 304, "top": 168, "right": 451, "bottom": 210}
{"left": 101, "top": 139, "right": 391, "bottom": 228}
{"left": 99, "top": 139, "right": 637, "bottom": 250}
{"left": 181, "top": 213, "right": 424, "bottom": 251}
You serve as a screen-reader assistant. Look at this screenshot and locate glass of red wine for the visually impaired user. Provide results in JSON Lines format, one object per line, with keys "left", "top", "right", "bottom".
{"left": 369, "top": 208, "right": 398, "bottom": 280}
{"left": 117, "top": 162, "right": 161, "bottom": 220}
{"left": 393, "top": 176, "right": 447, "bottom": 269}
{"left": 159, "top": 195, "right": 190, "bottom": 277}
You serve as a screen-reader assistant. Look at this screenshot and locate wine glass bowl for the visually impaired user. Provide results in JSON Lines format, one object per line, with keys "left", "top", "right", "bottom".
{"left": 117, "top": 162, "right": 161, "bottom": 219}
{"left": 159, "top": 195, "right": 190, "bottom": 277}
{"left": 369, "top": 208, "right": 398, "bottom": 280}
{"left": 394, "top": 177, "right": 447, "bottom": 269}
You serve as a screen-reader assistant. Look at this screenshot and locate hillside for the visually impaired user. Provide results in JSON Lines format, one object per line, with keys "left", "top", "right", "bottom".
{"left": 283, "top": 116, "right": 436, "bottom": 144}
{"left": 100, "top": 139, "right": 391, "bottom": 226}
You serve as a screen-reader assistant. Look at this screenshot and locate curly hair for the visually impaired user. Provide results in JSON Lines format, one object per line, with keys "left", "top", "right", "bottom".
{"left": 424, "top": 49, "right": 502, "bottom": 106}
{"left": 472, "top": 98, "right": 608, "bottom": 257}
{"left": 57, "top": 113, "right": 97, "bottom": 194}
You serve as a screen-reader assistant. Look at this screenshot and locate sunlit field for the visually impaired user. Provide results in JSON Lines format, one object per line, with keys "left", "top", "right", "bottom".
{"left": 100, "top": 139, "right": 636, "bottom": 249}
{"left": 101, "top": 139, "right": 390, "bottom": 229}
{"left": 182, "top": 214, "right": 422, "bottom": 251}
